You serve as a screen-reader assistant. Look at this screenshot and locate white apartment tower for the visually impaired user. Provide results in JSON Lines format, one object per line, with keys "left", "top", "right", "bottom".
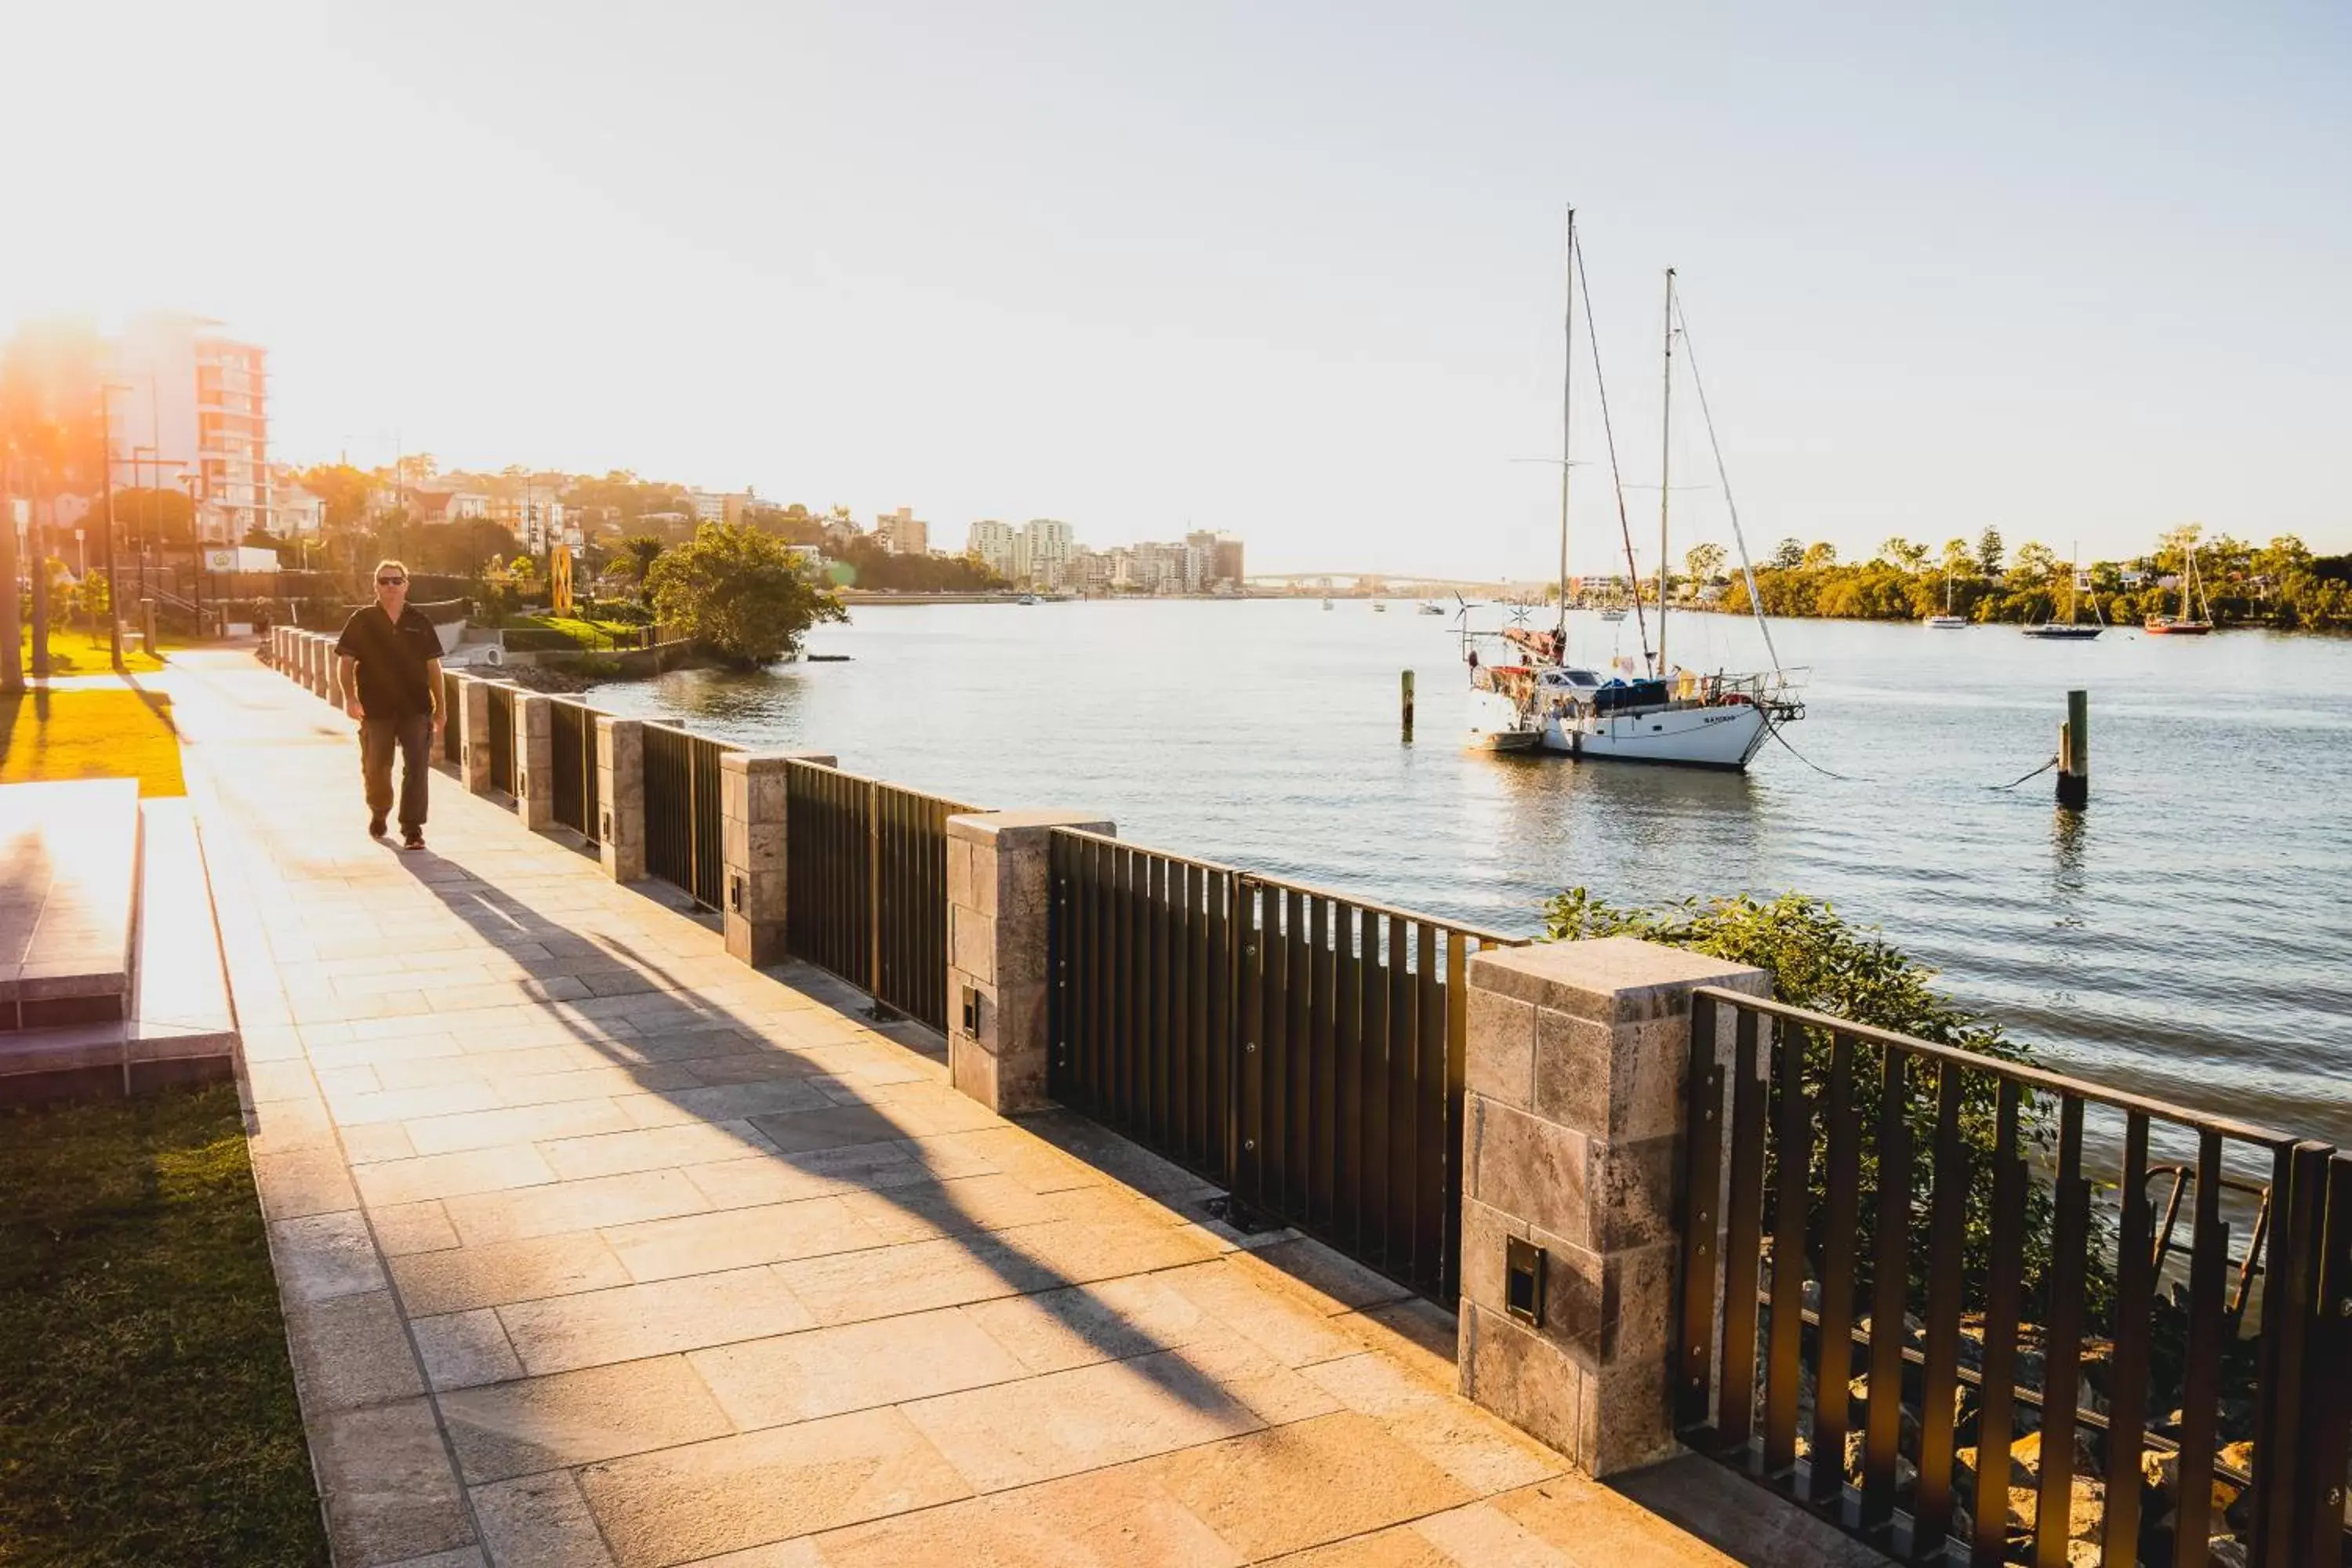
{"left": 109, "top": 312, "right": 274, "bottom": 543}
{"left": 1022, "top": 518, "right": 1075, "bottom": 589}
{"left": 966, "top": 520, "right": 1020, "bottom": 580}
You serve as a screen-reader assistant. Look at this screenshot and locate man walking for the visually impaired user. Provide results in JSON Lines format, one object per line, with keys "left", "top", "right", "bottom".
{"left": 335, "top": 560, "right": 445, "bottom": 848}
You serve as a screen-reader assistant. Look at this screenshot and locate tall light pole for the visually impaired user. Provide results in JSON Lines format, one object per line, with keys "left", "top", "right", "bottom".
{"left": 99, "top": 383, "right": 129, "bottom": 669}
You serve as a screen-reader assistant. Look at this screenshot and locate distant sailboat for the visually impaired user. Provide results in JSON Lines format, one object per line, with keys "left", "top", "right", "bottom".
{"left": 2146, "top": 543, "right": 2214, "bottom": 635}
{"left": 1926, "top": 564, "right": 1967, "bottom": 629}
{"left": 2023, "top": 544, "right": 2104, "bottom": 640}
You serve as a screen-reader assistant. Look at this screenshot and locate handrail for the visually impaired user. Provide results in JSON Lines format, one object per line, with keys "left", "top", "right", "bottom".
{"left": 1690, "top": 985, "right": 2303, "bottom": 1151}
{"left": 1051, "top": 825, "right": 1528, "bottom": 949}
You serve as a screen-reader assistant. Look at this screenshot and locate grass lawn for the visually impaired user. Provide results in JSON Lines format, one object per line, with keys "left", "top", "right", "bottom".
{"left": 0, "top": 1083, "right": 328, "bottom": 1566}
{"left": 15, "top": 630, "right": 170, "bottom": 676}
{"left": 0, "top": 687, "right": 185, "bottom": 797}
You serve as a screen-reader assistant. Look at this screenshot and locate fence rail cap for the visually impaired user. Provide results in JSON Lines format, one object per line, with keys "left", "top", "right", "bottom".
{"left": 1690, "top": 984, "right": 2311, "bottom": 1150}
{"left": 1470, "top": 936, "right": 1766, "bottom": 1008}
{"left": 947, "top": 809, "right": 1114, "bottom": 845}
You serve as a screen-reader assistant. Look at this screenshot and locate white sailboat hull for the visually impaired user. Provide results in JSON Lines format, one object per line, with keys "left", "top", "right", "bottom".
{"left": 1539, "top": 701, "right": 1771, "bottom": 769}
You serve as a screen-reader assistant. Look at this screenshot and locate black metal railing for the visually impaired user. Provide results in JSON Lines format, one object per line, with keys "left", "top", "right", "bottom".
{"left": 486, "top": 683, "right": 515, "bottom": 796}
{"left": 1047, "top": 826, "right": 1526, "bottom": 1304}
{"left": 547, "top": 699, "right": 599, "bottom": 844}
{"left": 781, "top": 759, "right": 978, "bottom": 1033}
{"left": 1674, "top": 986, "right": 2352, "bottom": 1567}
{"left": 441, "top": 670, "right": 463, "bottom": 764}
{"left": 642, "top": 721, "right": 734, "bottom": 909}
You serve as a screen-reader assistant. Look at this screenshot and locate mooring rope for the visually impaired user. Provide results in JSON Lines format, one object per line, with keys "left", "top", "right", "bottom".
{"left": 1761, "top": 713, "right": 2065, "bottom": 793}
{"left": 1986, "top": 754, "right": 2063, "bottom": 791}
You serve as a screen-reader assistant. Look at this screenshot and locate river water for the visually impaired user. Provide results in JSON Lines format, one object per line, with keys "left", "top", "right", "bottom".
{"left": 586, "top": 600, "right": 2352, "bottom": 1150}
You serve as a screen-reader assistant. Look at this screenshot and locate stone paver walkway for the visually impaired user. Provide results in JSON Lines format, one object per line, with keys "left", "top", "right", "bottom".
{"left": 165, "top": 651, "right": 1743, "bottom": 1567}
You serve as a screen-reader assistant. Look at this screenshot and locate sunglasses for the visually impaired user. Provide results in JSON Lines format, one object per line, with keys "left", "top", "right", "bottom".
{"left": 377, "top": 576, "right": 407, "bottom": 586}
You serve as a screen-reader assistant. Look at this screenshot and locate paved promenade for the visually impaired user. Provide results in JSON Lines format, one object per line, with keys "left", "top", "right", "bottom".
{"left": 165, "top": 652, "right": 1744, "bottom": 1567}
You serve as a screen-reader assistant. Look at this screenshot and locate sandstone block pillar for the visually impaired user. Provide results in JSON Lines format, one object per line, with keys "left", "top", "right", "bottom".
{"left": 717, "top": 750, "right": 835, "bottom": 967}
{"left": 514, "top": 695, "right": 555, "bottom": 829}
{"left": 594, "top": 716, "right": 645, "bottom": 884}
{"left": 943, "top": 811, "right": 1113, "bottom": 1115}
{"left": 1458, "top": 935, "right": 1769, "bottom": 1477}
{"left": 456, "top": 677, "right": 493, "bottom": 793}
{"left": 306, "top": 633, "right": 324, "bottom": 695}
{"left": 314, "top": 634, "right": 332, "bottom": 698}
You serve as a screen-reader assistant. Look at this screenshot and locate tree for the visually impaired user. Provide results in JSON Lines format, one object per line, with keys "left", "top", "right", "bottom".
{"left": 1683, "top": 543, "right": 1726, "bottom": 584}
{"left": 1976, "top": 527, "right": 2005, "bottom": 578}
{"left": 1878, "top": 536, "right": 1929, "bottom": 573}
{"left": 612, "top": 535, "right": 666, "bottom": 584}
{"left": 643, "top": 520, "right": 846, "bottom": 666}
{"left": 2008, "top": 541, "right": 2060, "bottom": 586}
{"left": 298, "top": 464, "right": 375, "bottom": 530}
{"left": 1940, "top": 538, "right": 1973, "bottom": 575}
{"left": 1771, "top": 538, "right": 1806, "bottom": 572}
{"left": 1800, "top": 541, "right": 1839, "bottom": 570}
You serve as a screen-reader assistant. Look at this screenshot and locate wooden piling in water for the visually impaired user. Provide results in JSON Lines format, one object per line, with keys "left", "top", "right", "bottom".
{"left": 1401, "top": 670, "right": 1415, "bottom": 742}
{"left": 2056, "top": 688, "right": 2089, "bottom": 808}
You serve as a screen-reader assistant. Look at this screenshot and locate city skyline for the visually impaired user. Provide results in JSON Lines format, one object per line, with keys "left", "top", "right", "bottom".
{"left": 7, "top": 3, "right": 2346, "bottom": 578}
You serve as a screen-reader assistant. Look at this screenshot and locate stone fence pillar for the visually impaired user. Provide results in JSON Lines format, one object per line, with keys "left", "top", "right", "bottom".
{"left": 717, "top": 751, "right": 834, "bottom": 967}
{"left": 312, "top": 634, "right": 332, "bottom": 699}
{"left": 594, "top": 717, "right": 644, "bottom": 884}
{"left": 304, "top": 633, "right": 322, "bottom": 695}
{"left": 1457, "top": 935, "right": 1768, "bottom": 1477}
{"left": 456, "top": 677, "right": 493, "bottom": 793}
{"left": 944, "top": 811, "right": 1113, "bottom": 1115}
{"left": 514, "top": 695, "right": 554, "bottom": 829}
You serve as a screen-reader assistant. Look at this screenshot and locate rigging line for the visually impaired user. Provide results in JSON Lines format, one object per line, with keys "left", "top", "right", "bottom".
{"left": 1572, "top": 232, "right": 1656, "bottom": 673}
{"left": 1671, "top": 293, "right": 1785, "bottom": 681}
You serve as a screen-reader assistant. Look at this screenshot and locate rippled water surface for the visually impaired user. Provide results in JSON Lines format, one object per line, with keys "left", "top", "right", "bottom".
{"left": 586, "top": 601, "right": 2352, "bottom": 1146}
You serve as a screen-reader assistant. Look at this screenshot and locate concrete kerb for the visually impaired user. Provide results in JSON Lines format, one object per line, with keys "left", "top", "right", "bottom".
{"left": 1457, "top": 935, "right": 1769, "bottom": 1479}
{"left": 942, "top": 810, "right": 1115, "bottom": 1116}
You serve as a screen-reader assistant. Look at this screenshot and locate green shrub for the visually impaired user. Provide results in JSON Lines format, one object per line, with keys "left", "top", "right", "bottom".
{"left": 1543, "top": 890, "right": 2111, "bottom": 1325}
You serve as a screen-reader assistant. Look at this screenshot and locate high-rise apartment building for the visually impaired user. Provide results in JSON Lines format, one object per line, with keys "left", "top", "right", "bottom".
{"left": 967, "top": 520, "right": 1020, "bottom": 580}
{"left": 109, "top": 313, "right": 274, "bottom": 543}
{"left": 876, "top": 506, "right": 929, "bottom": 556}
{"left": 1022, "top": 518, "right": 1075, "bottom": 589}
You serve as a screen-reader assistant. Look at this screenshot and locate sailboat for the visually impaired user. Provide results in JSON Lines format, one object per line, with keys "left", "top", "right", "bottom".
{"left": 1926, "top": 564, "right": 1967, "bottom": 629}
{"left": 2146, "top": 543, "right": 2214, "bottom": 634}
{"left": 2023, "top": 544, "right": 2104, "bottom": 640}
{"left": 1469, "top": 213, "right": 1802, "bottom": 769}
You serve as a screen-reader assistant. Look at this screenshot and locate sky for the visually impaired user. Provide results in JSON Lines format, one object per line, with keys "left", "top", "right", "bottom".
{"left": 4, "top": 1, "right": 2347, "bottom": 579}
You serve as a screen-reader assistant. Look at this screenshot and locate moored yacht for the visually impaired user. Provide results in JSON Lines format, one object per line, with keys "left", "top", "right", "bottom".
{"left": 1465, "top": 213, "right": 1804, "bottom": 771}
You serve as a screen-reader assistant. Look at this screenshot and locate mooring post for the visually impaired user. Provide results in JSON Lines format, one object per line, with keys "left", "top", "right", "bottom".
{"left": 1401, "top": 669, "right": 1415, "bottom": 742}
{"left": 2056, "top": 688, "right": 2089, "bottom": 808}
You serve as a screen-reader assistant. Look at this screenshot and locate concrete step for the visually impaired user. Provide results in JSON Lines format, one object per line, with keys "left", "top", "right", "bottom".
{"left": 0, "top": 797, "right": 238, "bottom": 1105}
{"left": 0, "top": 778, "right": 140, "bottom": 1030}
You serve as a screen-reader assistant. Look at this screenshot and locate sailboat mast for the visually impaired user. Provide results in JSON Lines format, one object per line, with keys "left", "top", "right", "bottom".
{"left": 1656, "top": 267, "right": 1675, "bottom": 676}
{"left": 1556, "top": 207, "right": 1575, "bottom": 644}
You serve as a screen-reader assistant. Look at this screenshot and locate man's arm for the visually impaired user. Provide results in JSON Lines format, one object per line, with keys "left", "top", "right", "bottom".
{"left": 337, "top": 654, "right": 364, "bottom": 720}
{"left": 425, "top": 658, "right": 445, "bottom": 731}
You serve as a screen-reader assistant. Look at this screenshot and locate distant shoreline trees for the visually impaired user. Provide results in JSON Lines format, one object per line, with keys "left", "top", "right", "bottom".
{"left": 1713, "top": 528, "right": 2350, "bottom": 630}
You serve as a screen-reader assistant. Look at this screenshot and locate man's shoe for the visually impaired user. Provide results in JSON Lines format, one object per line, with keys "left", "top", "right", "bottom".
{"left": 402, "top": 828, "right": 426, "bottom": 851}
{"left": 368, "top": 814, "right": 388, "bottom": 838}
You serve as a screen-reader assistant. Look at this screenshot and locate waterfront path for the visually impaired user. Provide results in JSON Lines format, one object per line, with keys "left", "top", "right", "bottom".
{"left": 165, "top": 650, "right": 1751, "bottom": 1567}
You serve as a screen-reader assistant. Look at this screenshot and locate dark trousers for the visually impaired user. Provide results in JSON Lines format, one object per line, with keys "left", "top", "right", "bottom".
{"left": 360, "top": 714, "right": 433, "bottom": 829}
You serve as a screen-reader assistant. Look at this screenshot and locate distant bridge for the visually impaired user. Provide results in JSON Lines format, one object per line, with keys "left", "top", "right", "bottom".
{"left": 1243, "top": 572, "right": 1544, "bottom": 597}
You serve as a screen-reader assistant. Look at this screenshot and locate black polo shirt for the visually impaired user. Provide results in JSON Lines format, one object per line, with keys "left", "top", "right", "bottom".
{"left": 335, "top": 604, "right": 441, "bottom": 720}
